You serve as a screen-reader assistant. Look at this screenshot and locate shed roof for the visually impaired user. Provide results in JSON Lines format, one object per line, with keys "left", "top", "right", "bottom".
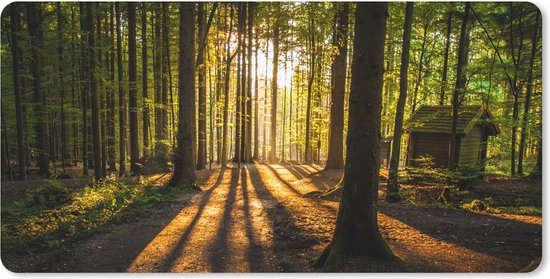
{"left": 405, "top": 105, "right": 499, "bottom": 135}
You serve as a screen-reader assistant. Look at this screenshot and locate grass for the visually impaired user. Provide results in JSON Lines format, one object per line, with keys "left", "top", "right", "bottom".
{"left": 1, "top": 176, "right": 181, "bottom": 257}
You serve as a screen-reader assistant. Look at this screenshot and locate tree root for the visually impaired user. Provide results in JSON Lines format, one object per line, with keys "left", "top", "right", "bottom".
{"left": 314, "top": 234, "right": 403, "bottom": 271}
{"left": 303, "top": 176, "right": 344, "bottom": 200}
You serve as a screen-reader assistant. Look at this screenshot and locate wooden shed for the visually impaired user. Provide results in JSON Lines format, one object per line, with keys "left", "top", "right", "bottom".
{"left": 405, "top": 105, "right": 499, "bottom": 169}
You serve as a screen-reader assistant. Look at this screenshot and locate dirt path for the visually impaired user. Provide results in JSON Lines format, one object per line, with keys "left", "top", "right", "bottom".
{"left": 8, "top": 163, "right": 541, "bottom": 272}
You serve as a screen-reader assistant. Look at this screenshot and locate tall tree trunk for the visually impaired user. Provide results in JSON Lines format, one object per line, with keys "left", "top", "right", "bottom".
{"left": 449, "top": 3, "right": 471, "bottom": 168}
{"left": 115, "top": 3, "right": 126, "bottom": 176}
{"left": 169, "top": 3, "right": 200, "bottom": 190}
{"left": 80, "top": 3, "right": 89, "bottom": 175}
{"left": 386, "top": 2, "right": 414, "bottom": 202}
{"left": 269, "top": 7, "right": 280, "bottom": 163}
{"left": 158, "top": 3, "right": 170, "bottom": 161}
{"left": 439, "top": 11, "right": 452, "bottom": 105}
{"left": 518, "top": 12, "right": 539, "bottom": 175}
{"left": 315, "top": 3, "right": 398, "bottom": 271}
{"left": 107, "top": 4, "right": 117, "bottom": 171}
{"left": 197, "top": 2, "right": 207, "bottom": 169}
{"left": 142, "top": 4, "right": 150, "bottom": 157}
{"left": 10, "top": 3, "right": 26, "bottom": 179}
{"left": 244, "top": 2, "right": 254, "bottom": 163}
{"left": 221, "top": 4, "right": 234, "bottom": 167}
{"left": 304, "top": 11, "right": 315, "bottom": 163}
{"left": 128, "top": 2, "right": 140, "bottom": 174}
{"left": 87, "top": 2, "right": 102, "bottom": 179}
{"left": 97, "top": 3, "right": 107, "bottom": 177}
{"left": 262, "top": 22, "right": 270, "bottom": 161}
{"left": 253, "top": 18, "right": 260, "bottom": 160}
{"left": 528, "top": 123, "right": 542, "bottom": 179}
{"left": 57, "top": 3, "right": 67, "bottom": 174}
{"left": 27, "top": 3, "right": 50, "bottom": 176}
{"left": 411, "top": 21, "right": 429, "bottom": 113}
{"left": 324, "top": 2, "right": 349, "bottom": 170}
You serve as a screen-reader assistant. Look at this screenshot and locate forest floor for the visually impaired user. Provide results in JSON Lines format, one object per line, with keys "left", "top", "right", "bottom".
{"left": 1, "top": 163, "right": 542, "bottom": 272}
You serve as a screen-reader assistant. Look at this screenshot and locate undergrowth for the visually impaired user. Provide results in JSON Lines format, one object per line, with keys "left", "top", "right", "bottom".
{"left": 1, "top": 177, "right": 180, "bottom": 257}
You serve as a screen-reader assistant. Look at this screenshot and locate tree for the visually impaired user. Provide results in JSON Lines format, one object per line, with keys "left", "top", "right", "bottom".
{"left": 449, "top": 3, "right": 471, "bottom": 168}
{"left": 197, "top": 2, "right": 207, "bottom": 169}
{"left": 314, "top": 2, "right": 399, "bottom": 271}
{"left": 439, "top": 10, "right": 452, "bottom": 105}
{"left": 386, "top": 2, "right": 414, "bottom": 202}
{"left": 244, "top": 2, "right": 254, "bottom": 163}
{"left": 269, "top": 4, "right": 280, "bottom": 163}
{"left": 26, "top": 3, "right": 50, "bottom": 176}
{"left": 128, "top": 2, "right": 140, "bottom": 174}
{"left": 115, "top": 2, "right": 126, "bottom": 176}
{"left": 87, "top": 2, "right": 102, "bottom": 180}
{"left": 169, "top": 2, "right": 200, "bottom": 190}
{"left": 10, "top": 3, "right": 26, "bottom": 179}
{"left": 142, "top": 4, "right": 150, "bottom": 157}
{"left": 517, "top": 12, "right": 540, "bottom": 175}
{"left": 221, "top": 4, "right": 235, "bottom": 167}
{"left": 324, "top": 2, "right": 349, "bottom": 170}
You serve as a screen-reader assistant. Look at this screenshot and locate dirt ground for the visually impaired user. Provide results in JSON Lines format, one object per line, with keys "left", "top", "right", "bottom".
{"left": 2, "top": 163, "right": 542, "bottom": 272}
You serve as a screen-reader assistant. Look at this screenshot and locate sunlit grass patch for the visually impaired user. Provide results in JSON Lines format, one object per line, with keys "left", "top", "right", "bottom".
{"left": 1, "top": 176, "right": 178, "bottom": 256}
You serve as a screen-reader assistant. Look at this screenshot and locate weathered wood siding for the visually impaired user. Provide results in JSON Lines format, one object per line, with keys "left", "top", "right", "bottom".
{"left": 410, "top": 132, "right": 450, "bottom": 167}
{"left": 458, "top": 125, "right": 483, "bottom": 167}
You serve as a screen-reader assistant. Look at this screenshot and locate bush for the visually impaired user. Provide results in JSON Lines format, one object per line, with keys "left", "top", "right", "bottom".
{"left": 405, "top": 156, "right": 482, "bottom": 189}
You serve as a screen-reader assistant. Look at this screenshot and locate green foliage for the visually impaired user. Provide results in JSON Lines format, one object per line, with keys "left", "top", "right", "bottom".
{"left": 405, "top": 156, "right": 482, "bottom": 189}
{"left": 1, "top": 177, "right": 177, "bottom": 256}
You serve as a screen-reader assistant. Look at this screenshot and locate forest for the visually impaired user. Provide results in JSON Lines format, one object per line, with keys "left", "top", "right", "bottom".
{"left": 0, "top": 1, "right": 542, "bottom": 273}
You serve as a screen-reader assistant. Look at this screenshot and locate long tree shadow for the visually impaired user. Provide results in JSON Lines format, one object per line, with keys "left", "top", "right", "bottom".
{"left": 380, "top": 203, "right": 542, "bottom": 266}
{"left": 240, "top": 165, "right": 268, "bottom": 271}
{"left": 281, "top": 164, "right": 310, "bottom": 180}
{"left": 31, "top": 170, "right": 222, "bottom": 272}
{"left": 262, "top": 163, "right": 337, "bottom": 214}
{"left": 247, "top": 164, "right": 316, "bottom": 271}
{"left": 153, "top": 168, "right": 228, "bottom": 272}
{"left": 205, "top": 167, "right": 239, "bottom": 272}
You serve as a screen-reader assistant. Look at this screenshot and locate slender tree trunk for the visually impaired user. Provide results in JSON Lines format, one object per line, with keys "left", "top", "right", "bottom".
{"left": 269, "top": 8, "right": 280, "bottom": 163}
{"left": 315, "top": 3, "right": 398, "bottom": 271}
{"left": 128, "top": 2, "right": 140, "bottom": 174}
{"left": 244, "top": 2, "right": 254, "bottom": 163}
{"left": 116, "top": 3, "right": 127, "bottom": 176}
{"left": 325, "top": 2, "right": 349, "bottom": 170}
{"left": 386, "top": 2, "right": 414, "bottom": 202}
{"left": 439, "top": 11, "right": 452, "bottom": 105}
{"left": 107, "top": 4, "right": 117, "bottom": 172}
{"left": 449, "top": 3, "right": 471, "bottom": 168}
{"left": 56, "top": 3, "right": 68, "bottom": 174}
{"left": 304, "top": 12, "right": 315, "bottom": 163}
{"left": 169, "top": 3, "right": 200, "bottom": 190}
{"left": 197, "top": 2, "right": 207, "bottom": 169}
{"left": 142, "top": 4, "right": 150, "bottom": 157}
{"left": 10, "top": 4, "right": 26, "bottom": 179}
{"left": 253, "top": 19, "right": 260, "bottom": 160}
{"left": 411, "top": 22, "right": 429, "bottom": 114}
{"left": 221, "top": 4, "right": 234, "bottom": 167}
{"left": 87, "top": 2, "right": 102, "bottom": 179}
{"left": 97, "top": 4, "right": 107, "bottom": 177}
{"left": 518, "top": 12, "right": 539, "bottom": 175}
{"left": 79, "top": 3, "right": 89, "bottom": 175}
{"left": 27, "top": 3, "right": 50, "bottom": 176}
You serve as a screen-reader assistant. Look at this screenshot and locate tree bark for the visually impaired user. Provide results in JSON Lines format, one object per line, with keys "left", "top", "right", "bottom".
{"left": 27, "top": 3, "right": 50, "bottom": 176}
{"left": 115, "top": 3, "right": 126, "bottom": 176}
{"left": 518, "top": 12, "right": 539, "bottom": 175}
{"left": 244, "top": 2, "right": 254, "bottom": 163}
{"left": 315, "top": 3, "right": 399, "bottom": 271}
{"left": 269, "top": 6, "right": 280, "bottom": 163}
{"left": 449, "top": 3, "right": 471, "bottom": 168}
{"left": 221, "top": 4, "right": 235, "bottom": 167}
{"left": 128, "top": 2, "right": 140, "bottom": 174}
{"left": 439, "top": 11, "right": 452, "bottom": 105}
{"left": 197, "top": 2, "right": 207, "bottom": 169}
{"left": 386, "top": 2, "right": 414, "bottom": 202}
{"left": 324, "top": 2, "right": 349, "bottom": 170}
{"left": 169, "top": 2, "right": 200, "bottom": 190}
{"left": 87, "top": 2, "right": 102, "bottom": 179}
{"left": 142, "top": 4, "right": 150, "bottom": 157}
{"left": 10, "top": 3, "right": 26, "bottom": 179}
{"left": 304, "top": 10, "right": 315, "bottom": 163}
